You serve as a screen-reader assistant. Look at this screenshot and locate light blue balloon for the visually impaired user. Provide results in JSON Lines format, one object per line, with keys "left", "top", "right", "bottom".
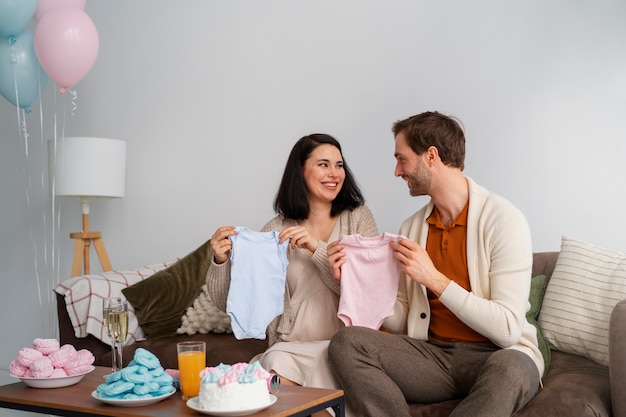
{"left": 0, "top": 0, "right": 38, "bottom": 37}
{"left": 0, "top": 31, "right": 49, "bottom": 109}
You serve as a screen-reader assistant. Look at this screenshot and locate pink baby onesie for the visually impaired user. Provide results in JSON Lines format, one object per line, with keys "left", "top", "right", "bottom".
{"left": 338, "top": 232, "right": 403, "bottom": 329}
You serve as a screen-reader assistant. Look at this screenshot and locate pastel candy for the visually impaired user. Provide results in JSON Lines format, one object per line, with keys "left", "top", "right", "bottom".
{"left": 130, "top": 348, "right": 161, "bottom": 370}
{"left": 50, "top": 368, "right": 68, "bottom": 378}
{"left": 95, "top": 348, "right": 174, "bottom": 400}
{"left": 133, "top": 381, "right": 159, "bottom": 395}
{"left": 152, "top": 373, "right": 174, "bottom": 386}
{"left": 48, "top": 345, "right": 77, "bottom": 368}
{"left": 33, "top": 338, "right": 60, "bottom": 355}
{"left": 104, "top": 370, "right": 123, "bottom": 383}
{"left": 30, "top": 357, "right": 54, "bottom": 378}
{"left": 148, "top": 366, "right": 165, "bottom": 377}
{"left": 16, "top": 348, "right": 43, "bottom": 367}
{"left": 74, "top": 349, "right": 95, "bottom": 365}
{"left": 65, "top": 364, "right": 93, "bottom": 376}
{"left": 9, "top": 360, "right": 28, "bottom": 377}
{"left": 124, "top": 393, "right": 151, "bottom": 399}
{"left": 103, "top": 380, "right": 135, "bottom": 396}
{"left": 121, "top": 365, "right": 151, "bottom": 384}
{"left": 165, "top": 369, "right": 179, "bottom": 378}
{"left": 96, "top": 384, "right": 123, "bottom": 399}
{"left": 156, "top": 385, "right": 175, "bottom": 396}
{"left": 64, "top": 349, "right": 94, "bottom": 374}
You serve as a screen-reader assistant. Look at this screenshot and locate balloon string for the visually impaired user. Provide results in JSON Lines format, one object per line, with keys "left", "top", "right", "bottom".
{"left": 18, "top": 108, "right": 45, "bottom": 330}
{"left": 68, "top": 89, "right": 78, "bottom": 115}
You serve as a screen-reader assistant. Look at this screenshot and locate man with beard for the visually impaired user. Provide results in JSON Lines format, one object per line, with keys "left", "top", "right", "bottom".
{"left": 326, "top": 111, "right": 543, "bottom": 417}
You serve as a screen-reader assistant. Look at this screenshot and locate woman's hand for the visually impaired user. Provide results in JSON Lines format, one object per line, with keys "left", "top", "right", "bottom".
{"left": 327, "top": 240, "right": 346, "bottom": 280}
{"left": 279, "top": 225, "right": 319, "bottom": 255}
{"left": 210, "top": 226, "right": 237, "bottom": 264}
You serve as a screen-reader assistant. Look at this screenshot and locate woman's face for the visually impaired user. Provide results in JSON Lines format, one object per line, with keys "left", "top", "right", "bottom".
{"left": 302, "top": 144, "right": 345, "bottom": 205}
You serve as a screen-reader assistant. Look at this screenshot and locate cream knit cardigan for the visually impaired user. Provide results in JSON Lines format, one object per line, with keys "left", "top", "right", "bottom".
{"left": 383, "top": 177, "right": 544, "bottom": 376}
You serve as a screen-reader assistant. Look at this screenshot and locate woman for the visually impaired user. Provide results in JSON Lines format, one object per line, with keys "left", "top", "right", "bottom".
{"left": 207, "top": 133, "right": 378, "bottom": 392}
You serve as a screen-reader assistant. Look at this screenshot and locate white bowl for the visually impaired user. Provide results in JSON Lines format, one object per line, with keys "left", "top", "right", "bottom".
{"left": 11, "top": 365, "right": 95, "bottom": 388}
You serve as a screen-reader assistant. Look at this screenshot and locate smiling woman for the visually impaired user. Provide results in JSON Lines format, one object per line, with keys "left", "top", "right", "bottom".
{"left": 205, "top": 133, "right": 378, "bottom": 414}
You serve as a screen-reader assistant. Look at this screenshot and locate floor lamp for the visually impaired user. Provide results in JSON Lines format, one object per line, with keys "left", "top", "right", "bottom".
{"left": 48, "top": 137, "right": 126, "bottom": 277}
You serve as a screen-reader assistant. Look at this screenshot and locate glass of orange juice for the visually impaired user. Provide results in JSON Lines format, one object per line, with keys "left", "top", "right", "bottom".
{"left": 177, "top": 341, "right": 206, "bottom": 400}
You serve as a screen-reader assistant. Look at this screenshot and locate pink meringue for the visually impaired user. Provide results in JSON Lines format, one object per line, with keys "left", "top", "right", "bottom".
{"left": 50, "top": 368, "right": 69, "bottom": 378}
{"left": 33, "top": 338, "right": 60, "bottom": 355}
{"left": 16, "top": 348, "right": 43, "bottom": 367}
{"left": 65, "top": 364, "right": 93, "bottom": 376}
{"left": 30, "top": 357, "right": 54, "bottom": 378}
{"left": 48, "top": 344, "right": 77, "bottom": 368}
{"left": 9, "top": 360, "right": 28, "bottom": 377}
{"left": 64, "top": 349, "right": 95, "bottom": 375}
{"left": 74, "top": 349, "right": 95, "bottom": 366}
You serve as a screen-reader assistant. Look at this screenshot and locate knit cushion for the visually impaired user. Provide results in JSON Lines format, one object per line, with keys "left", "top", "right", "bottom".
{"left": 177, "top": 284, "right": 232, "bottom": 335}
{"left": 538, "top": 236, "right": 626, "bottom": 366}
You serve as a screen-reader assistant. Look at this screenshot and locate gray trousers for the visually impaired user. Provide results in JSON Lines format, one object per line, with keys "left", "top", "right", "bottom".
{"left": 328, "top": 326, "right": 540, "bottom": 417}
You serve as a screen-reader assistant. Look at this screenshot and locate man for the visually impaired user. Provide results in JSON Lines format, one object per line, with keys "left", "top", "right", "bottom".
{"left": 327, "top": 111, "right": 542, "bottom": 417}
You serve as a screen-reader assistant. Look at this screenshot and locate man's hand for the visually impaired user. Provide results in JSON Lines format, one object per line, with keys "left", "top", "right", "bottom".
{"left": 390, "top": 239, "right": 451, "bottom": 297}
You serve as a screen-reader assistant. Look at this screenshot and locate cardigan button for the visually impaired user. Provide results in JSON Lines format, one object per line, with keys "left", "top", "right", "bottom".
{"left": 420, "top": 313, "right": 427, "bottom": 319}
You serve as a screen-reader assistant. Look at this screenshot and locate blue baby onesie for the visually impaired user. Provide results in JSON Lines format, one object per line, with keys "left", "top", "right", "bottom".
{"left": 226, "top": 227, "right": 289, "bottom": 340}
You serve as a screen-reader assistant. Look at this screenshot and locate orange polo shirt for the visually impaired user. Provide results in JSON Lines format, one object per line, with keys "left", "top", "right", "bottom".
{"left": 426, "top": 204, "right": 489, "bottom": 343}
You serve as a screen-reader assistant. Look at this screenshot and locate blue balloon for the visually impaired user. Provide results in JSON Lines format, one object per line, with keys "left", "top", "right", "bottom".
{"left": 0, "top": 31, "right": 49, "bottom": 109}
{"left": 0, "top": 0, "right": 38, "bottom": 37}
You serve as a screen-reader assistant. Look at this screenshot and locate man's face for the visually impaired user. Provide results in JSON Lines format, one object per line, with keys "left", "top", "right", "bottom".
{"left": 394, "top": 132, "right": 431, "bottom": 197}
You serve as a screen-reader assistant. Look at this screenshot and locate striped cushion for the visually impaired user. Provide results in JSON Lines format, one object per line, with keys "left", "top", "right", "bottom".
{"left": 538, "top": 236, "right": 626, "bottom": 366}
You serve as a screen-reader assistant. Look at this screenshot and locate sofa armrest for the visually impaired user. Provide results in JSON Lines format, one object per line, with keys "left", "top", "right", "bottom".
{"left": 609, "top": 299, "right": 626, "bottom": 417}
{"left": 56, "top": 292, "right": 110, "bottom": 366}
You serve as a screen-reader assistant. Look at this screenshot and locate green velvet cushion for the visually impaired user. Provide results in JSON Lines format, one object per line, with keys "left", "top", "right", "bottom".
{"left": 122, "top": 239, "right": 213, "bottom": 338}
{"left": 527, "top": 274, "right": 551, "bottom": 376}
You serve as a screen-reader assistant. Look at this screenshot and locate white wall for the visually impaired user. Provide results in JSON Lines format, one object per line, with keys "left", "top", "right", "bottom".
{"left": 1, "top": 0, "right": 625, "bottom": 370}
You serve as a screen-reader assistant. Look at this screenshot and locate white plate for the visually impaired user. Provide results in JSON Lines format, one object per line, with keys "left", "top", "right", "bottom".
{"left": 11, "top": 366, "right": 95, "bottom": 388}
{"left": 91, "top": 388, "right": 176, "bottom": 407}
{"left": 186, "top": 395, "right": 277, "bottom": 416}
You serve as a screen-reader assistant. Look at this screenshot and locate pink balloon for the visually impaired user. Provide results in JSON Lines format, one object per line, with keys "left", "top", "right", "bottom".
{"left": 34, "top": 8, "right": 99, "bottom": 92}
{"left": 34, "top": 0, "right": 86, "bottom": 22}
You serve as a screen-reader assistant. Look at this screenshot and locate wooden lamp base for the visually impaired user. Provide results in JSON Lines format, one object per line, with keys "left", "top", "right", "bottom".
{"left": 70, "top": 208, "right": 113, "bottom": 277}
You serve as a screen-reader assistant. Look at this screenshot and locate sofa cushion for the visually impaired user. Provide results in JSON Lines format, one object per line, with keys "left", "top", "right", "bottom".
{"left": 54, "top": 263, "right": 170, "bottom": 344}
{"left": 539, "top": 236, "right": 626, "bottom": 366}
{"left": 177, "top": 284, "right": 232, "bottom": 335}
{"left": 122, "top": 239, "right": 212, "bottom": 338}
{"left": 527, "top": 275, "right": 551, "bottom": 376}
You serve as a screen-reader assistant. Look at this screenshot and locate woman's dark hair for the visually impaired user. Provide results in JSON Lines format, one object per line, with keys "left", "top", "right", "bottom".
{"left": 273, "top": 133, "right": 364, "bottom": 220}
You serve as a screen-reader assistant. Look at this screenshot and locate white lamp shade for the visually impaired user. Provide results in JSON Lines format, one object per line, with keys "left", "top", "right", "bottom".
{"left": 48, "top": 137, "right": 126, "bottom": 198}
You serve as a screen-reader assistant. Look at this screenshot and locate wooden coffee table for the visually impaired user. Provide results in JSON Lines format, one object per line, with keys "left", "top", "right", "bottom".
{"left": 0, "top": 366, "right": 345, "bottom": 417}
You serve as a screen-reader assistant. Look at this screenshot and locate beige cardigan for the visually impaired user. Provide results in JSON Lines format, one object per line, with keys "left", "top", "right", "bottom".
{"left": 383, "top": 177, "right": 544, "bottom": 376}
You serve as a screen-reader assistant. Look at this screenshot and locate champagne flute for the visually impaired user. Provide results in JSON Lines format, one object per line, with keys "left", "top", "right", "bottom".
{"left": 103, "top": 297, "right": 129, "bottom": 372}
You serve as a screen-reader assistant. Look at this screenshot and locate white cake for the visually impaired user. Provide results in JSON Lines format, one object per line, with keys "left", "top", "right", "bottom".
{"left": 198, "top": 361, "right": 272, "bottom": 411}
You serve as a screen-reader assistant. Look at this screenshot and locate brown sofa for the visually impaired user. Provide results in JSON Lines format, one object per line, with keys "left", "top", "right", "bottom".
{"left": 56, "top": 293, "right": 268, "bottom": 370}
{"left": 56, "top": 252, "right": 624, "bottom": 416}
